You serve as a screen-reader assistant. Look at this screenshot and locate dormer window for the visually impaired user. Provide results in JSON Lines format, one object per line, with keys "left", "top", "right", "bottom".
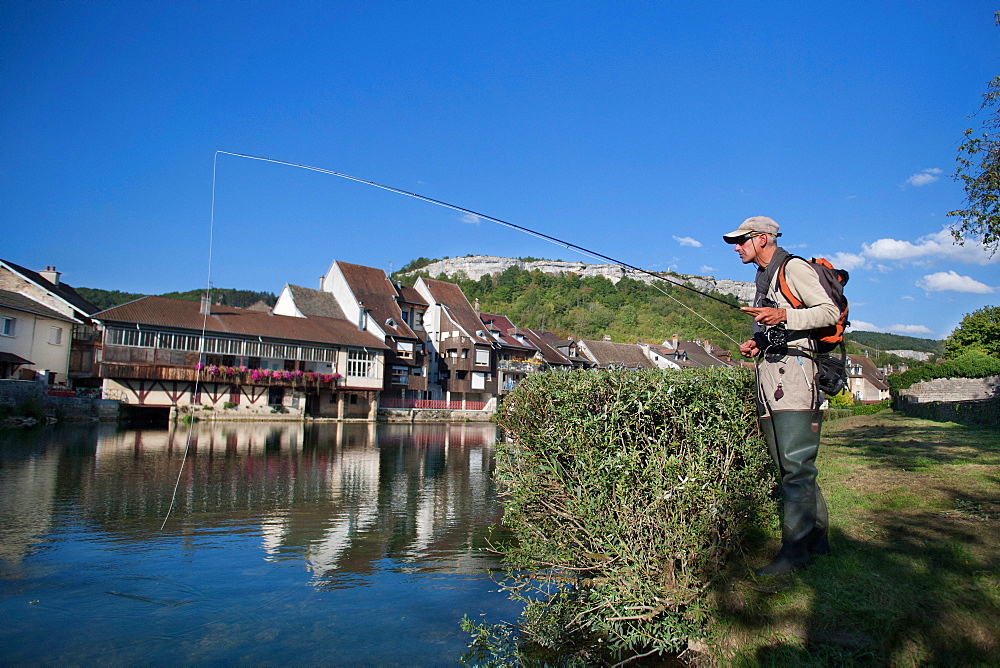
{"left": 385, "top": 318, "right": 396, "bottom": 328}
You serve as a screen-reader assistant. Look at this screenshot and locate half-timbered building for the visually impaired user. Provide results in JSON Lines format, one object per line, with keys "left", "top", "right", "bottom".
{"left": 94, "top": 295, "right": 388, "bottom": 419}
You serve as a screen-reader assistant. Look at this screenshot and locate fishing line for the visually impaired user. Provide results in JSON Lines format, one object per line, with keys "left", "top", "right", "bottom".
{"left": 160, "top": 155, "right": 219, "bottom": 531}
{"left": 214, "top": 151, "right": 745, "bottom": 345}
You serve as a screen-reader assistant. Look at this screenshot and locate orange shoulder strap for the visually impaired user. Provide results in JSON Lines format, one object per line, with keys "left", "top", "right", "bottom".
{"left": 776, "top": 256, "right": 805, "bottom": 309}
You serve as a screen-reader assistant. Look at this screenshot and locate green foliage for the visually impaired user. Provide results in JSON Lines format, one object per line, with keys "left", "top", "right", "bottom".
{"left": 77, "top": 287, "right": 277, "bottom": 310}
{"left": 850, "top": 399, "right": 890, "bottom": 416}
{"left": 158, "top": 288, "right": 277, "bottom": 309}
{"left": 76, "top": 287, "right": 145, "bottom": 310}
{"left": 484, "top": 367, "right": 773, "bottom": 663}
{"left": 827, "top": 390, "right": 855, "bottom": 408}
{"left": 430, "top": 265, "right": 748, "bottom": 350}
{"left": 948, "top": 15, "right": 1000, "bottom": 256}
{"left": 887, "top": 349, "right": 1000, "bottom": 394}
{"left": 945, "top": 304, "right": 1000, "bottom": 358}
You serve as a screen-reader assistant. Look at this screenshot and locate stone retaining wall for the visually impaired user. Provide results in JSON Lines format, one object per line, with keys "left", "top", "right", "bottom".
{"left": 897, "top": 396, "right": 1000, "bottom": 428}
{"left": 378, "top": 408, "right": 495, "bottom": 423}
{"left": 0, "top": 379, "right": 120, "bottom": 422}
{"left": 899, "top": 375, "right": 1000, "bottom": 403}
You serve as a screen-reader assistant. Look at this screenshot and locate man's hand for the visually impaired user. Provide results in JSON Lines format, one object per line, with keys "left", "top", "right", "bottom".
{"left": 739, "top": 339, "right": 760, "bottom": 358}
{"left": 741, "top": 306, "right": 787, "bottom": 326}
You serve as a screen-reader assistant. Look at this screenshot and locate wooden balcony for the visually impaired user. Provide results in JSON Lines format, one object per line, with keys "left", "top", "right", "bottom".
{"left": 99, "top": 362, "right": 345, "bottom": 391}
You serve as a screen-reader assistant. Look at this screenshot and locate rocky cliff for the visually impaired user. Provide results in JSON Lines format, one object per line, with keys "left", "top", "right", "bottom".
{"left": 404, "top": 255, "right": 755, "bottom": 304}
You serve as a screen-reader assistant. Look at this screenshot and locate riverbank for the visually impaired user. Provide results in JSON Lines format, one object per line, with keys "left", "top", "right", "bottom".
{"left": 710, "top": 410, "right": 999, "bottom": 665}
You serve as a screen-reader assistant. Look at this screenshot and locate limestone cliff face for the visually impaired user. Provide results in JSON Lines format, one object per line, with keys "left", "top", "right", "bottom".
{"left": 405, "top": 255, "right": 755, "bottom": 305}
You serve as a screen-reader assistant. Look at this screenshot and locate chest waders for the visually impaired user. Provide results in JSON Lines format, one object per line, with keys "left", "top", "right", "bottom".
{"left": 756, "top": 410, "right": 830, "bottom": 576}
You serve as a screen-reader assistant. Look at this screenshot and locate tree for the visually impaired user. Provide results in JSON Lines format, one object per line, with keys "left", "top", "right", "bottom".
{"left": 948, "top": 12, "right": 1000, "bottom": 256}
{"left": 944, "top": 305, "right": 1000, "bottom": 358}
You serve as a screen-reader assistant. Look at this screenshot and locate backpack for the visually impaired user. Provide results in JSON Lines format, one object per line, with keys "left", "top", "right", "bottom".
{"left": 776, "top": 256, "right": 850, "bottom": 355}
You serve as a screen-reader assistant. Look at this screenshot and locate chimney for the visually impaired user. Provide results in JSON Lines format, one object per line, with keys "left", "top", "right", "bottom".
{"left": 672, "top": 334, "right": 679, "bottom": 350}
{"left": 40, "top": 266, "right": 61, "bottom": 286}
{"left": 603, "top": 334, "right": 612, "bottom": 341}
{"left": 357, "top": 301, "right": 367, "bottom": 331}
{"left": 200, "top": 293, "right": 211, "bottom": 316}
{"left": 319, "top": 275, "right": 325, "bottom": 290}
{"left": 473, "top": 297, "right": 480, "bottom": 313}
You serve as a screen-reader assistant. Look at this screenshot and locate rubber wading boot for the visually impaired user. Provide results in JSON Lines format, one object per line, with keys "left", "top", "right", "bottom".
{"left": 755, "top": 410, "right": 826, "bottom": 576}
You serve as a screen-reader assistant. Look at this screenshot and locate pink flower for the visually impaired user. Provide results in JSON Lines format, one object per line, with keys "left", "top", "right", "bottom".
{"left": 194, "top": 363, "right": 205, "bottom": 371}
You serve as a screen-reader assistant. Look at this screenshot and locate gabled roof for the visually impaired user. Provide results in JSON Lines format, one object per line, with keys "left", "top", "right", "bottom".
{"left": 94, "top": 296, "right": 387, "bottom": 349}
{"left": 418, "top": 278, "right": 493, "bottom": 345}
{"left": 0, "top": 289, "right": 80, "bottom": 323}
{"left": 396, "top": 284, "right": 427, "bottom": 307}
{"left": 670, "top": 341, "right": 733, "bottom": 368}
{"left": 479, "top": 313, "right": 538, "bottom": 352}
{"left": 336, "top": 261, "right": 419, "bottom": 340}
{"left": 285, "top": 284, "right": 348, "bottom": 320}
{"left": 578, "top": 339, "right": 655, "bottom": 369}
{"left": 847, "top": 354, "right": 890, "bottom": 391}
{"left": 0, "top": 259, "right": 99, "bottom": 317}
{"left": 521, "top": 328, "right": 573, "bottom": 366}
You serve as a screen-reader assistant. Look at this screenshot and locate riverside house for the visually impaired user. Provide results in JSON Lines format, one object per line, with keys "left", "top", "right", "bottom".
{"left": 94, "top": 295, "right": 388, "bottom": 420}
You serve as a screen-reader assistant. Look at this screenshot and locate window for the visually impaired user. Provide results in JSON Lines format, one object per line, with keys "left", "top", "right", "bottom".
{"left": 475, "top": 348, "right": 490, "bottom": 366}
{"left": 49, "top": 327, "right": 63, "bottom": 345}
{"left": 1, "top": 317, "right": 14, "bottom": 336}
{"left": 472, "top": 371, "right": 486, "bottom": 390}
{"left": 396, "top": 341, "right": 414, "bottom": 359}
{"left": 391, "top": 365, "right": 408, "bottom": 384}
{"left": 347, "top": 349, "right": 375, "bottom": 378}
{"left": 268, "top": 387, "right": 285, "bottom": 406}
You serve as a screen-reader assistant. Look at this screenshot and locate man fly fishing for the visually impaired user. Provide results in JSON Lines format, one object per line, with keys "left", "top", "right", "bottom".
{"left": 724, "top": 216, "right": 840, "bottom": 576}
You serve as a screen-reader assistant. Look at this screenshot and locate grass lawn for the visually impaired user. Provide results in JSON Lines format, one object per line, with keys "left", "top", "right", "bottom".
{"left": 710, "top": 410, "right": 1000, "bottom": 666}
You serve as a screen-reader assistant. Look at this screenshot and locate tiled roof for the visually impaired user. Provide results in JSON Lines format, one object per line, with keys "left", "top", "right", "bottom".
{"left": 579, "top": 339, "right": 655, "bottom": 369}
{"left": 0, "top": 289, "right": 79, "bottom": 323}
{"left": 521, "top": 328, "right": 572, "bottom": 366}
{"left": 396, "top": 285, "right": 427, "bottom": 306}
{"left": 847, "top": 354, "right": 890, "bottom": 391}
{"left": 419, "top": 278, "right": 493, "bottom": 345}
{"left": 0, "top": 259, "right": 99, "bottom": 316}
{"left": 336, "top": 261, "right": 419, "bottom": 340}
{"left": 479, "top": 313, "right": 538, "bottom": 351}
{"left": 94, "top": 296, "right": 388, "bottom": 349}
{"left": 286, "top": 284, "right": 347, "bottom": 320}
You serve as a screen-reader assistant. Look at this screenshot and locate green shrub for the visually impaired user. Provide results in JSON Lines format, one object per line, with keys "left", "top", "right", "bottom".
{"left": 851, "top": 399, "right": 890, "bottom": 416}
{"left": 483, "top": 367, "right": 773, "bottom": 663}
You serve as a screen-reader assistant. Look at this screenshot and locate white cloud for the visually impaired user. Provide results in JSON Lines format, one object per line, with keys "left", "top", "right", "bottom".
{"left": 848, "top": 320, "right": 934, "bottom": 336}
{"left": 460, "top": 213, "right": 481, "bottom": 225}
{"left": 827, "top": 252, "right": 867, "bottom": 271}
{"left": 700, "top": 265, "right": 715, "bottom": 274}
{"left": 673, "top": 235, "right": 702, "bottom": 248}
{"left": 861, "top": 228, "right": 999, "bottom": 266}
{"left": 906, "top": 167, "right": 943, "bottom": 187}
{"left": 916, "top": 270, "right": 995, "bottom": 294}
{"left": 887, "top": 324, "right": 934, "bottom": 335}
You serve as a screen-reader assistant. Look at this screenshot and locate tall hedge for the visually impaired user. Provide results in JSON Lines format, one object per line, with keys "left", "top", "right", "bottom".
{"left": 483, "top": 367, "right": 773, "bottom": 663}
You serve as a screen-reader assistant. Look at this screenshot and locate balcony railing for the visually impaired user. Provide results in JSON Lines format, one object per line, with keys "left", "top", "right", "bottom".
{"left": 496, "top": 359, "right": 542, "bottom": 372}
{"left": 379, "top": 398, "right": 488, "bottom": 410}
{"left": 99, "top": 363, "right": 344, "bottom": 390}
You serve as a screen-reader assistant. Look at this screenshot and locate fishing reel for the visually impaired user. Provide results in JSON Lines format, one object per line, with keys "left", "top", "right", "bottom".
{"left": 752, "top": 298, "right": 788, "bottom": 353}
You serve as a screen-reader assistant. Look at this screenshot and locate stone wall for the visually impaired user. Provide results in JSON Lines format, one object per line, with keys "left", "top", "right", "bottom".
{"left": 378, "top": 408, "right": 495, "bottom": 423}
{"left": 899, "top": 375, "right": 1000, "bottom": 403}
{"left": 895, "top": 375, "right": 1000, "bottom": 428}
{"left": 897, "top": 397, "right": 1000, "bottom": 428}
{"left": 0, "top": 379, "right": 120, "bottom": 422}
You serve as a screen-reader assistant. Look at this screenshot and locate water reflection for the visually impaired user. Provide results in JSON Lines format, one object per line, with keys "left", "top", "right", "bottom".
{"left": 0, "top": 421, "right": 515, "bottom": 665}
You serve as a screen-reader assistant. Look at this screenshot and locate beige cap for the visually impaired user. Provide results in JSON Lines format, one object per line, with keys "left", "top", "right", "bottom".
{"left": 722, "top": 216, "right": 781, "bottom": 244}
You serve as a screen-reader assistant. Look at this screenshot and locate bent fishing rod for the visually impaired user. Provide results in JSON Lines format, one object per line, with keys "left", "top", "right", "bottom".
{"left": 214, "top": 151, "right": 744, "bottom": 311}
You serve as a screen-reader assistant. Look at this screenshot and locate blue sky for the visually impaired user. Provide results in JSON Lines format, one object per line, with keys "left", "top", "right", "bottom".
{"left": 2, "top": 1, "right": 997, "bottom": 340}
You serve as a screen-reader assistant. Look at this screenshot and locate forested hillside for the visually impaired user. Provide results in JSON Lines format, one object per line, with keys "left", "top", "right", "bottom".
{"left": 397, "top": 264, "right": 751, "bottom": 350}
{"left": 77, "top": 287, "right": 277, "bottom": 311}
{"left": 848, "top": 330, "right": 944, "bottom": 355}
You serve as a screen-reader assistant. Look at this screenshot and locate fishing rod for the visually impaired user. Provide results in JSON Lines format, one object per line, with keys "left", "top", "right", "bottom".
{"left": 215, "top": 151, "right": 744, "bottom": 310}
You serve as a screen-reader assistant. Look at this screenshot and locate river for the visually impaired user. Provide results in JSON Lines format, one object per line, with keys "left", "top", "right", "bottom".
{"left": 0, "top": 420, "right": 520, "bottom": 665}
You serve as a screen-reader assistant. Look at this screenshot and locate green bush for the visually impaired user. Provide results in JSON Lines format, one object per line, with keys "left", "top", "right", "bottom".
{"left": 851, "top": 399, "right": 890, "bottom": 416}
{"left": 481, "top": 367, "right": 773, "bottom": 663}
{"left": 888, "top": 349, "right": 1000, "bottom": 396}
